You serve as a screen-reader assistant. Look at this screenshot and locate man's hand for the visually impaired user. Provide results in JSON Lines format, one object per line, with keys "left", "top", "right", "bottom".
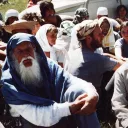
{"left": 76, "top": 94, "right": 97, "bottom": 115}
{"left": 69, "top": 93, "right": 98, "bottom": 115}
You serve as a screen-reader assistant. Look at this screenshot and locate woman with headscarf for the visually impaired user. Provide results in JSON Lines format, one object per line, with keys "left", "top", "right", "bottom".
{"left": 36, "top": 24, "right": 69, "bottom": 67}
{"left": 98, "top": 16, "right": 121, "bottom": 54}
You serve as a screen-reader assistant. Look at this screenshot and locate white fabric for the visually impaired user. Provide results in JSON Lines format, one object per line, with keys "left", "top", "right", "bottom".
{"left": 109, "top": 18, "right": 120, "bottom": 28}
{"left": 97, "top": 7, "right": 108, "bottom": 15}
{"left": 99, "top": 17, "right": 115, "bottom": 50}
{"left": 69, "top": 24, "right": 80, "bottom": 51}
{"left": 5, "top": 9, "right": 19, "bottom": 22}
{"left": 9, "top": 102, "right": 71, "bottom": 127}
{"left": 36, "top": 24, "right": 69, "bottom": 63}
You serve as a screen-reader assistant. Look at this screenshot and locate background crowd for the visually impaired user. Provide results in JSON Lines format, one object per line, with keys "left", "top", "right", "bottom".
{"left": 0, "top": 0, "right": 128, "bottom": 128}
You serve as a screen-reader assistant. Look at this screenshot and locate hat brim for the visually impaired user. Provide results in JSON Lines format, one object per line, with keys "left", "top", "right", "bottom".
{"left": 3, "top": 21, "right": 37, "bottom": 33}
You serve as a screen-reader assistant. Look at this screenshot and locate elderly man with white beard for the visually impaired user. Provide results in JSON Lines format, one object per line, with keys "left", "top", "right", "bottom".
{"left": 1, "top": 33, "right": 100, "bottom": 128}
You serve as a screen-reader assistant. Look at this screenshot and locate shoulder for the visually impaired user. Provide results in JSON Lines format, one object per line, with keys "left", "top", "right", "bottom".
{"left": 116, "top": 62, "right": 128, "bottom": 74}
{"left": 115, "top": 38, "right": 124, "bottom": 45}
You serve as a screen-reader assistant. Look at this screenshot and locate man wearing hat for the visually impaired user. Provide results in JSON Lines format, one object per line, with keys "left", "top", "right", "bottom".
{"left": 66, "top": 20, "right": 123, "bottom": 120}
{"left": 3, "top": 20, "right": 37, "bottom": 35}
{"left": 67, "top": 20, "right": 122, "bottom": 94}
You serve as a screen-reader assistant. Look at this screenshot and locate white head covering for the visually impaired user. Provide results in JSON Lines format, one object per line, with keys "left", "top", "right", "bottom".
{"left": 35, "top": 24, "right": 53, "bottom": 52}
{"left": 97, "top": 7, "right": 108, "bottom": 16}
{"left": 35, "top": 24, "right": 69, "bottom": 63}
{"left": 5, "top": 9, "right": 19, "bottom": 22}
{"left": 98, "top": 17, "right": 115, "bottom": 52}
{"left": 69, "top": 20, "right": 98, "bottom": 51}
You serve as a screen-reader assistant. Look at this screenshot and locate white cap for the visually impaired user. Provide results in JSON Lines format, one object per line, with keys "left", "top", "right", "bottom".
{"left": 5, "top": 9, "right": 19, "bottom": 22}
{"left": 97, "top": 7, "right": 108, "bottom": 16}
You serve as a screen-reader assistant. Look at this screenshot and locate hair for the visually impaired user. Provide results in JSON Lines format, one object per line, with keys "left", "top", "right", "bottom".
{"left": 120, "top": 21, "right": 128, "bottom": 31}
{"left": 28, "top": 0, "right": 41, "bottom": 4}
{"left": 116, "top": 5, "right": 128, "bottom": 17}
{"left": 5, "top": 17, "right": 18, "bottom": 25}
{"left": 46, "top": 25, "right": 58, "bottom": 34}
{"left": 39, "top": 1, "right": 55, "bottom": 18}
{"left": 22, "top": 13, "right": 44, "bottom": 26}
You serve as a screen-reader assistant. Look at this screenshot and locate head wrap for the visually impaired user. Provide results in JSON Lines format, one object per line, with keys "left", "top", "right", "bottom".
{"left": 76, "top": 20, "right": 98, "bottom": 41}
{"left": 97, "top": 7, "right": 108, "bottom": 16}
{"left": 1, "top": 33, "right": 71, "bottom": 105}
{"left": 98, "top": 17, "right": 116, "bottom": 52}
{"left": 36, "top": 24, "right": 69, "bottom": 61}
{"left": 35, "top": 24, "right": 54, "bottom": 52}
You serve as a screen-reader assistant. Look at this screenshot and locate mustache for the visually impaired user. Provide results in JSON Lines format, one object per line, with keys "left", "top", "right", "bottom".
{"left": 20, "top": 56, "right": 34, "bottom": 64}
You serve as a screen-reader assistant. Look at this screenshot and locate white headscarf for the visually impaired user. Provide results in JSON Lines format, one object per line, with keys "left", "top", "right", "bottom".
{"left": 98, "top": 17, "right": 115, "bottom": 49}
{"left": 35, "top": 24, "right": 53, "bottom": 52}
{"left": 35, "top": 24, "right": 69, "bottom": 62}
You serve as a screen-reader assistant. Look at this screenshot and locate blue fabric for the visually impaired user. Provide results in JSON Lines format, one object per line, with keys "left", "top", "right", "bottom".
{"left": 67, "top": 47, "right": 117, "bottom": 89}
{"left": 1, "top": 33, "right": 72, "bottom": 106}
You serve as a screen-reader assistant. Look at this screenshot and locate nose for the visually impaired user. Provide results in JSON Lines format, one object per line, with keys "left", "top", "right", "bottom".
{"left": 22, "top": 50, "right": 30, "bottom": 58}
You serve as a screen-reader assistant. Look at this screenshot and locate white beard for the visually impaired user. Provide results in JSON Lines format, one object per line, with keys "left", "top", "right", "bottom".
{"left": 14, "top": 53, "right": 42, "bottom": 86}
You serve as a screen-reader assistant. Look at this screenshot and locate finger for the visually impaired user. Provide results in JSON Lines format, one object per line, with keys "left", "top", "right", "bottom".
{"left": 76, "top": 93, "right": 88, "bottom": 100}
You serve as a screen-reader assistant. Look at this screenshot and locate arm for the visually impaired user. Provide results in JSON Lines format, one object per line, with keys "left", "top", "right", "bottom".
{"left": 9, "top": 102, "right": 71, "bottom": 127}
{"left": 115, "top": 47, "right": 124, "bottom": 60}
{"left": 112, "top": 68, "right": 128, "bottom": 128}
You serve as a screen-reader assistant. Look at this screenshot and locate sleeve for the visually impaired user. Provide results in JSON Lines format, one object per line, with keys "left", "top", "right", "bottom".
{"left": 9, "top": 102, "right": 71, "bottom": 127}
{"left": 114, "top": 39, "right": 123, "bottom": 48}
{"left": 56, "top": 50, "right": 65, "bottom": 63}
{"left": 112, "top": 70, "right": 128, "bottom": 128}
{"left": 111, "top": 19, "right": 120, "bottom": 28}
{"left": 101, "top": 55, "right": 117, "bottom": 72}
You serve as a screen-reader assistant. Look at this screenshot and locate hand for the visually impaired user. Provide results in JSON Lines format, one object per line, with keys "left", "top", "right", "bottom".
{"left": 76, "top": 95, "right": 98, "bottom": 115}
{"left": 69, "top": 93, "right": 88, "bottom": 115}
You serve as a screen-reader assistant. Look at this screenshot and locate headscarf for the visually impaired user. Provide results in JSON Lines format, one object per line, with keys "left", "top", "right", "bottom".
{"left": 36, "top": 24, "right": 69, "bottom": 62}
{"left": 69, "top": 20, "right": 98, "bottom": 51}
{"left": 98, "top": 17, "right": 115, "bottom": 49}
{"left": 76, "top": 20, "right": 98, "bottom": 41}
{"left": 1, "top": 33, "right": 71, "bottom": 105}
{"left": 35, "top": 24, "right": 53, "bottom": 52}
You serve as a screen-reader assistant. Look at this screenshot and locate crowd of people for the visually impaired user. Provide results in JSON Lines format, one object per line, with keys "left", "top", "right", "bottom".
{"left": 0, "top": 0, "right": 128, "bottom": 128}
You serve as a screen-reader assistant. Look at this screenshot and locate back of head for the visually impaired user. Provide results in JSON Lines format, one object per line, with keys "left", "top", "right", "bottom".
{"left": 73, "top": 8, "right": 89, "bottom": 24}
{"left": 39, "top": 1, "right": 55, "bottom": 18}
{"left": 22, "top": 12, "right": 44, "bottom": 26}
{"left": 97, "top": 7, "right": 108, "bottom": 19}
